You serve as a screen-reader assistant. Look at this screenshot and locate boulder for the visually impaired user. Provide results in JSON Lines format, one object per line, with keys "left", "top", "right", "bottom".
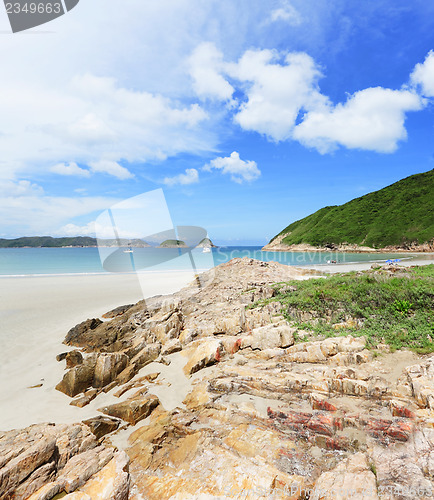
{"left": 98, "top": 393, "right": 160, "bottom": 425}
{"left": 93, "top": 353, "right": 129, "bottom": 388}
{"left": 55, "top": 356, "right": 97, "bottom": 397}
{"left": 240, "top": 323, "right": 295, "bottom": 350}
{"left": 64, "top": 318, "right": 103, "bottom": 347}
{"left": 130, "top": 343, "right": 161, "bottom": 369}
{"left": 82, "top": 416, "right": 121, "bottom": 440}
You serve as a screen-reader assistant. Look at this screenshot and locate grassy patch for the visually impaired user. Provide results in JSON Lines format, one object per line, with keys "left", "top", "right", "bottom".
{"left": 251, "top": 265, "right": 434, "bottom": 353}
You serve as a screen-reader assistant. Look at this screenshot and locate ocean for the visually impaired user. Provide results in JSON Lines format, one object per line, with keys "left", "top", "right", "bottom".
{"left": 0, "top": 246, "right": 413, "bottom": 277}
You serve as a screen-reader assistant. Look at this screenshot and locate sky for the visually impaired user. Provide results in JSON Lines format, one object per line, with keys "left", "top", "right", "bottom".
{"left": 0, "top": 0, "right": 433, "bottom": 245}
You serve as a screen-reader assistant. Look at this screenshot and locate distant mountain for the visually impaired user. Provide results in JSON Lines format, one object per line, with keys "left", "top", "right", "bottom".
{"left": 263, "top": 170, "right": 434, "bottom": 252}
{"left": 0, "top": 237, "right": 151, "bottom": 248}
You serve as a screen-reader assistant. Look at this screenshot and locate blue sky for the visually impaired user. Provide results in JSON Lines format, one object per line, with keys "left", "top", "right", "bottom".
{"left": 0, "top": 0, "right": 433, "bottom": 244}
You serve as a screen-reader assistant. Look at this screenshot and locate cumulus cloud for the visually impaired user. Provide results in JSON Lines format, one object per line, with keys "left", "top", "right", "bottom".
{"left": 0, "top": 179, "right": 44, "bottom": 197}
{"left": 228, "top": 50, "right": 328, "bottom": 142}
{"left": 189, "top": 43, "right": 235, "bottom": 101}
{"left": 189, "top": 43, "right": 428, "bottom": 153}
{"left": 88, "top": 160, "right": 133, "bottom": 180}
{"left": 163, "top": 168, "right": 199, "bottom": 186}
{"left": 204, "top": 152, "right": 260, "bottom": 183}
{"left": 410, "top": 50, "right": 434, "bottom": 97}
{"left": 293, "top": 87, "right": 423, "bottom": 153}
{"left": 0, "top": 178, "right": 117, "bottom": 237}
{"left": 0, "top": 74, "right": 209, "bottom": 182}
{"left": 51, "top": 162, "right": 90, "bottom": 177}
{"left": 269, "top": 2, "right": 302, "bottom": 25}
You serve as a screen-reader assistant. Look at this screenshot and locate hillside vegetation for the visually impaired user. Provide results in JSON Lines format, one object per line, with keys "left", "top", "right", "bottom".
{"left": 251, "top": 264, "right": 434, "bottom": 353}
{"left": 271, "top": 170, "right": 434, "bottom": 249}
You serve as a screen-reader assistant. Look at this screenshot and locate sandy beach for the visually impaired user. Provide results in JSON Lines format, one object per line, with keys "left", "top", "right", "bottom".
{"left": 0, "top": 270, "right": 197, "bottom": 431}
{"left": 304, "top": 255, "right": 434, "bottom": 274}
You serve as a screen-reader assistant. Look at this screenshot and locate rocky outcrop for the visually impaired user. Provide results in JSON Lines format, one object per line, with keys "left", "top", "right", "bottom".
{"left": 3, "top": 258, "right": 432, "bottom": 498}
{"left": 0, "top": 422, "right": 123, "bottom": 500}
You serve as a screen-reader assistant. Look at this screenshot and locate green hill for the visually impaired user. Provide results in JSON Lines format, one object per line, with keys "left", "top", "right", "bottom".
{"left": 267, "top": 170, "right": 434, "bottom": 250}
{"left": 0, "top": 236, "right": 98, "bottom": 248}
{"left": 158, "top": 239, "right": 187, "bottom": 248}
{"left": 0, "top": 237, "right": 151, "bottom": 248}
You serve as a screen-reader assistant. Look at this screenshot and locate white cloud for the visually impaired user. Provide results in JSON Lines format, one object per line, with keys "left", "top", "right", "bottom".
{"left": 163, "top": 168, "right": 199, "bottom": 186}
{"left": 410, "top": 50, "right": 434, "bottom": 97}
{"left": 293, "top": 87, "right": 423, "bottom": 153}
{"left": 0, "top": 179, "right": 117, "bottom": 237}
{"left": 0, "top": 73, "right": 210, "bottom": 182}
{"left": 190, "top": 43, "right": 427, "bottom": 153}
{"left": 204, "top": 152, "right": 260, "bottom": 183}
{"left": 59, "top": 222, "right": 96, "bottom": 237}
{"left": 269, "top": 2, "right": 302, "bottom": 25}
{"left": 88, "top": 160, "right": 133, "bottom": 180}
{"left": 189, "top": 43, "right": 235, "bottom": 101}
{"left": 228, "top": 50, "right": 328, "bottom": 142}
{"left": 0, "top": 180, "right": 44, "bottom": 197}
{"left": 51, "top": 162, "right": 90, "bottom": 177}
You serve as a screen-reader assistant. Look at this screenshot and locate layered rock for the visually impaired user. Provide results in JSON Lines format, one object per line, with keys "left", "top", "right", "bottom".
{"left": 3, "top": 258, "right": 433, "bottom": 498}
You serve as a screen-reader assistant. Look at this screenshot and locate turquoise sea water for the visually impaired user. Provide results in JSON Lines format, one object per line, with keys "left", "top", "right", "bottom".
{"left": 0, "top": 247, "right": 414, "bottom": 277}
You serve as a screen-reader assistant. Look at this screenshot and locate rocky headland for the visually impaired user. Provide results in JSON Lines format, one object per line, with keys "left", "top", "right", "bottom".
{"left": 1, "top": 258, "right": 434, "bottom": 499}
{"left": 262, "top": 234, "right": 434, "bottom": 253}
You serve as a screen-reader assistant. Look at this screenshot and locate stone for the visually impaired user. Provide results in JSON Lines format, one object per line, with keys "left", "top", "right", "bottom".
{"left": 82, "top": 416, "right": 121, "bottom": 440}
{"left": 161, "top": 339, "right": 182, "bottom": 356}
{"left": 311, "top": 453, "right": 378, "bottom": 499}
{"left": 79, "top": 451, "right": 130, "bottom": 500}
{"left": 0, "top": 436, "right": 56, "bottom": 498}
{"left": 183, "top": 339, "right": 222, "bottom": 375}
{"left": 93, "top": 353, "right": 129, "bottom": 388}
{"left": 98, "top": 393, "right": 160, "bottom": 425}
{"left": 70, "top": 389, "right": 98, "bottom": 408}
{"left": 64, "top": 318, "right": 103, "bottom": 347}
{"left": 55, "top": 355, "right": 97, "bottom": 397}
{"left": 65, "top": 350, "right": 84, "bottom": 369}
{"left": 240, "top": 323, "right": 295, "bottom": 350}
{"left": 27, "top": 482, "right": 62, "bottom": 500}
{"left": 102, "top": 304, "right": 134, "bottom": 319}
{"left": 130, "top": 343, "right": 161, "bottom": 369}
{"left": 56, "top": 445, "right": 114, "bottom": 493}
{"left": 13, "top": 461, "right": 56, "bottom": 499}
{"left": 63, "top": 493, "right": 92, "bottom": 499}
{"left": 0, "top": 423, "right": 99, "bottom": 499}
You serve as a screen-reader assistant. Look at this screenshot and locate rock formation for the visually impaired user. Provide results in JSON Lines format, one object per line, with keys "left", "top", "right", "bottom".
{"left": 1, "top": 258, "right": 434, "bottom": 498}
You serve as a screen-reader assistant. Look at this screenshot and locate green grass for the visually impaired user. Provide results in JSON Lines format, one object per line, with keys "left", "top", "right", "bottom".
{"left": 270, "top": 169, "right": 434, "bottom": 248}
{"left": 250, "top": 264, "right": 434, "bottom": 353}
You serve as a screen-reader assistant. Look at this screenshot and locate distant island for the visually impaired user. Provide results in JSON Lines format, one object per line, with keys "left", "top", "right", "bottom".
{"left": 0, "top": 237, "right": 150, "bottom": 248}
{"left": 158, "top": 239, "right": 188, "bottom": 248}
{"left": 158, "top": 237, "right": 216, "bottom": 248}
{"left": 263, "top": 169, "right": 434, "bottom": 253}
{"left": 0, "top": 236, "right": 217, "bottom": 249}
{"left": 197, "top": 237, "right": 216, "bottom": 248}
